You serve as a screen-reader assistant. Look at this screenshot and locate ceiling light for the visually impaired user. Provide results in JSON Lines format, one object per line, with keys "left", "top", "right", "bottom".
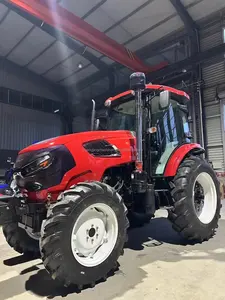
{"left": 78, "top": 63, "right": 83, "bottom": 69}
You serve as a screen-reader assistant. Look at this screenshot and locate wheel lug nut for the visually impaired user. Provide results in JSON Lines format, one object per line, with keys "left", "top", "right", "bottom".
{"left": 96, "top": 234, "right": 99, "bottom": 239}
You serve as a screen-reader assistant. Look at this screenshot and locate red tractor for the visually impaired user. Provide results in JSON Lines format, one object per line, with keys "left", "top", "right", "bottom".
{"left": 0, "top": 73, "right": 221, "bottom": 289}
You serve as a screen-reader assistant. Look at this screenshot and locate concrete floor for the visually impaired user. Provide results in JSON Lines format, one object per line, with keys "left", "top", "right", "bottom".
{"left": 0, "top": 206, "right": 225, "bottom": 300}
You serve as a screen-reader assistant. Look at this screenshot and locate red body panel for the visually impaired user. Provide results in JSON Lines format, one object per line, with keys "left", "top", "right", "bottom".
{"left": 164, "top": 143, "right": 203, "bottom": 177}
{"left": 22, "top": 134, "right": 203, "bottom": 202}
{"left": 21, "top": 131, "right": 136, "bottom": 202}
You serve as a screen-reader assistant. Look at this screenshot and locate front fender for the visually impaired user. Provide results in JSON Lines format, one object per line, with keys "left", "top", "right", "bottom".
{"left": 164, "top": 143, "right": 204, "bottom": 177}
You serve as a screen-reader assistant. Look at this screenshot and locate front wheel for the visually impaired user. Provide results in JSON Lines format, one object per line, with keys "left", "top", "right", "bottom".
{"left": 3, "top": 222, "right": 40, "bottom": 256}
{"left": 40, "top": 181, "right": 129, "bottom": 288}
{"left": 168, "top": 156, "right": 221, "bottom": 242}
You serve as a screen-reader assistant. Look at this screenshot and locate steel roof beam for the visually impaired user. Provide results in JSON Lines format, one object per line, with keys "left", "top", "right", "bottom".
{"left": 8, "top": 0, "right": 153, "bottom": 73}
{"left": 2, "top": 0, "right": 111, "bottom": 73}
{"left": 147, "top": 43, "right": 225, "bottom": 81}
{"left": 92, "top": 42, "right": 225, "bottom": 108}
{"left": 169, "top": 0, "right": 199, "bottom": 53}
{"left": 74, "top": 31, "right": 186, "bottom": 92}
{"left": 169, "top": 0, "right": 198, "bottom": 32}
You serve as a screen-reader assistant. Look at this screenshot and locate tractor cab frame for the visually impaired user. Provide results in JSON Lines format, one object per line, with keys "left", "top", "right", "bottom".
{"left": 101, "top": 82, "right": 194, "bottom": 178}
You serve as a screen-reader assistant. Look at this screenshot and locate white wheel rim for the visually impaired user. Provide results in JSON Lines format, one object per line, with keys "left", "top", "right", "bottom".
{"left": 71, "top": 203, "right": 118, "bottom": 267}
{"left": 193, "top": 172, "right": 217, "bottom": 224}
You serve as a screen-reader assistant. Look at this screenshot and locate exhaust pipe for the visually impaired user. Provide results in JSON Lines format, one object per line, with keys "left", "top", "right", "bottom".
{"left": 91, "top": 99, "right": 96, "bottom": 131}
{"left": 130, "top": 72, "right": 156, "bottom": 216}
{"left": 130, "top": 72, "right": 146, "bottom": 171}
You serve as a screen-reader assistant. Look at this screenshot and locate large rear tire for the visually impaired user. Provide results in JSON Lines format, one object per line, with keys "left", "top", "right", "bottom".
{"left": 40, "top": 181, "right": 129, "bottom": 288}
{"left": 168, "top": 156, "right": 221, "bottom": 242}
{"left": 3, "top": 222, "right": 40, "bottom": 256}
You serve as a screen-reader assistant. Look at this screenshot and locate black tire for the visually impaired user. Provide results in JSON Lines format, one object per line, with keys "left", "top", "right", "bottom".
{"left": 168, "top": 155, "right": 221, "bottom": 242}
{"left": 3, "top": 222, "right": 40, "bottom": 256}
{"left": 40, "top": 181, "right": 129, "bottom": 288}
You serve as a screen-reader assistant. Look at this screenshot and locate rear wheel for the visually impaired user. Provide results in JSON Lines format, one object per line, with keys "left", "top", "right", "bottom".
{"left": 3, "top": 222, "right": 40, "bottom": 257}
{"left": 168, "top": 156, "right": 221, "bottom": 242}
{"left": 40, "top": 181, "right": 129, "bottom": 288}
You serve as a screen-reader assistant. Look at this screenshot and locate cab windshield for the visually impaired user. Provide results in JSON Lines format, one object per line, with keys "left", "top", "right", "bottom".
{"left": 108, "top": 98, "right": 136, "bottom": 131}
{"left": 107, "top": 94, "right": 189, "bottom": 139}
{"left": 107, "top": 93, "right": 190, "bottom": 175}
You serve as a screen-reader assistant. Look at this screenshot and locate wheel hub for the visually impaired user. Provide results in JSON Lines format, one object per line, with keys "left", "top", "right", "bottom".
{"left": 71, "top": 203, "right": 118, "bottom": 267}
{"left": 88, "top": 227, "right": 96, "bottom": 238}
{"left": 192, "top": 172, "right": 217, "bottom": 224}
{"left": 74, "top": 217, "right": 107, "bottom": 257}
{"left": 194, "top": 183, "right": 205, "bottom": 216}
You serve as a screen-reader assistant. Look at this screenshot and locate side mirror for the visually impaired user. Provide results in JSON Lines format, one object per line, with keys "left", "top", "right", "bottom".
{"left": 159, "top": 90, "right": 170, "bottom": 110}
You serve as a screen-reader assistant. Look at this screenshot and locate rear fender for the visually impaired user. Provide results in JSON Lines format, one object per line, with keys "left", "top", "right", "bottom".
{"left": 163, "top": 144, "right": 205, "bottom": 177}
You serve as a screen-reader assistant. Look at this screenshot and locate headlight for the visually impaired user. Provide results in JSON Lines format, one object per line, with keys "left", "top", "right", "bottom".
{"left": 14, "top": 145, "right": 76, "bottom": 190}
{"left": 22, "top": 154, "right": 52, "bottom": 176}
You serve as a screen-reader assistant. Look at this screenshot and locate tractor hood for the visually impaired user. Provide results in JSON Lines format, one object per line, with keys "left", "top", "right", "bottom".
{"left": 19, "top": 131, "right": 135, "bottom": 154}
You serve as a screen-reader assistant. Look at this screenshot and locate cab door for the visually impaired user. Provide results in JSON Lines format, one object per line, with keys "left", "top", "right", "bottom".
{"left": 150, "top": 98, "right": 189, "bottom": 176}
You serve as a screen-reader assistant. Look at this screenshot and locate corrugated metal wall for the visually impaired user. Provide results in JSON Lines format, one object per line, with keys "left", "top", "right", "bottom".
{"left": 0, "top": 102, "right": 62, "bottom": 150}
{"left": 200, "top": 21, "right": 222, "bottom": 52}
{"left": 200, "top": 19, "right": 225, "bottom": 171}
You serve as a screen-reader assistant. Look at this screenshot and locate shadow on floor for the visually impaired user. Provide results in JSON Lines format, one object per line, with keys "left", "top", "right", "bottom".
{"left": 126, "top": 217, "right": 188, "bottom": 251}
{"left": 25, "top": 266, "right": 120, "bottom": 299}
{"left": 1, "top": 216, "right": 224, "bottom": 300}
{"left": 3, "top": 254, "right": 38, "bottom": 267}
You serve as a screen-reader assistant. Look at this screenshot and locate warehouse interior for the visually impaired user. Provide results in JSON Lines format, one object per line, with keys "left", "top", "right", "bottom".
{"left": 0, "top": 0, "right": 225, "bottom": 177}
{"left": 1, "top": 1, "right": 225, "bottom": 299}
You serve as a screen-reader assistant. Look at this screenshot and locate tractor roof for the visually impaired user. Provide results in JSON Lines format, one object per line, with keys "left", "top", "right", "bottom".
{"left": 105, "top": 84, "right": 190, "bottom": 106}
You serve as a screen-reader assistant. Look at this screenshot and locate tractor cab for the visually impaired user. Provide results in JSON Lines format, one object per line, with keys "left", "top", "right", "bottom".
{"left": 97, "top": 84, "right": 191, "bottom": 176}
